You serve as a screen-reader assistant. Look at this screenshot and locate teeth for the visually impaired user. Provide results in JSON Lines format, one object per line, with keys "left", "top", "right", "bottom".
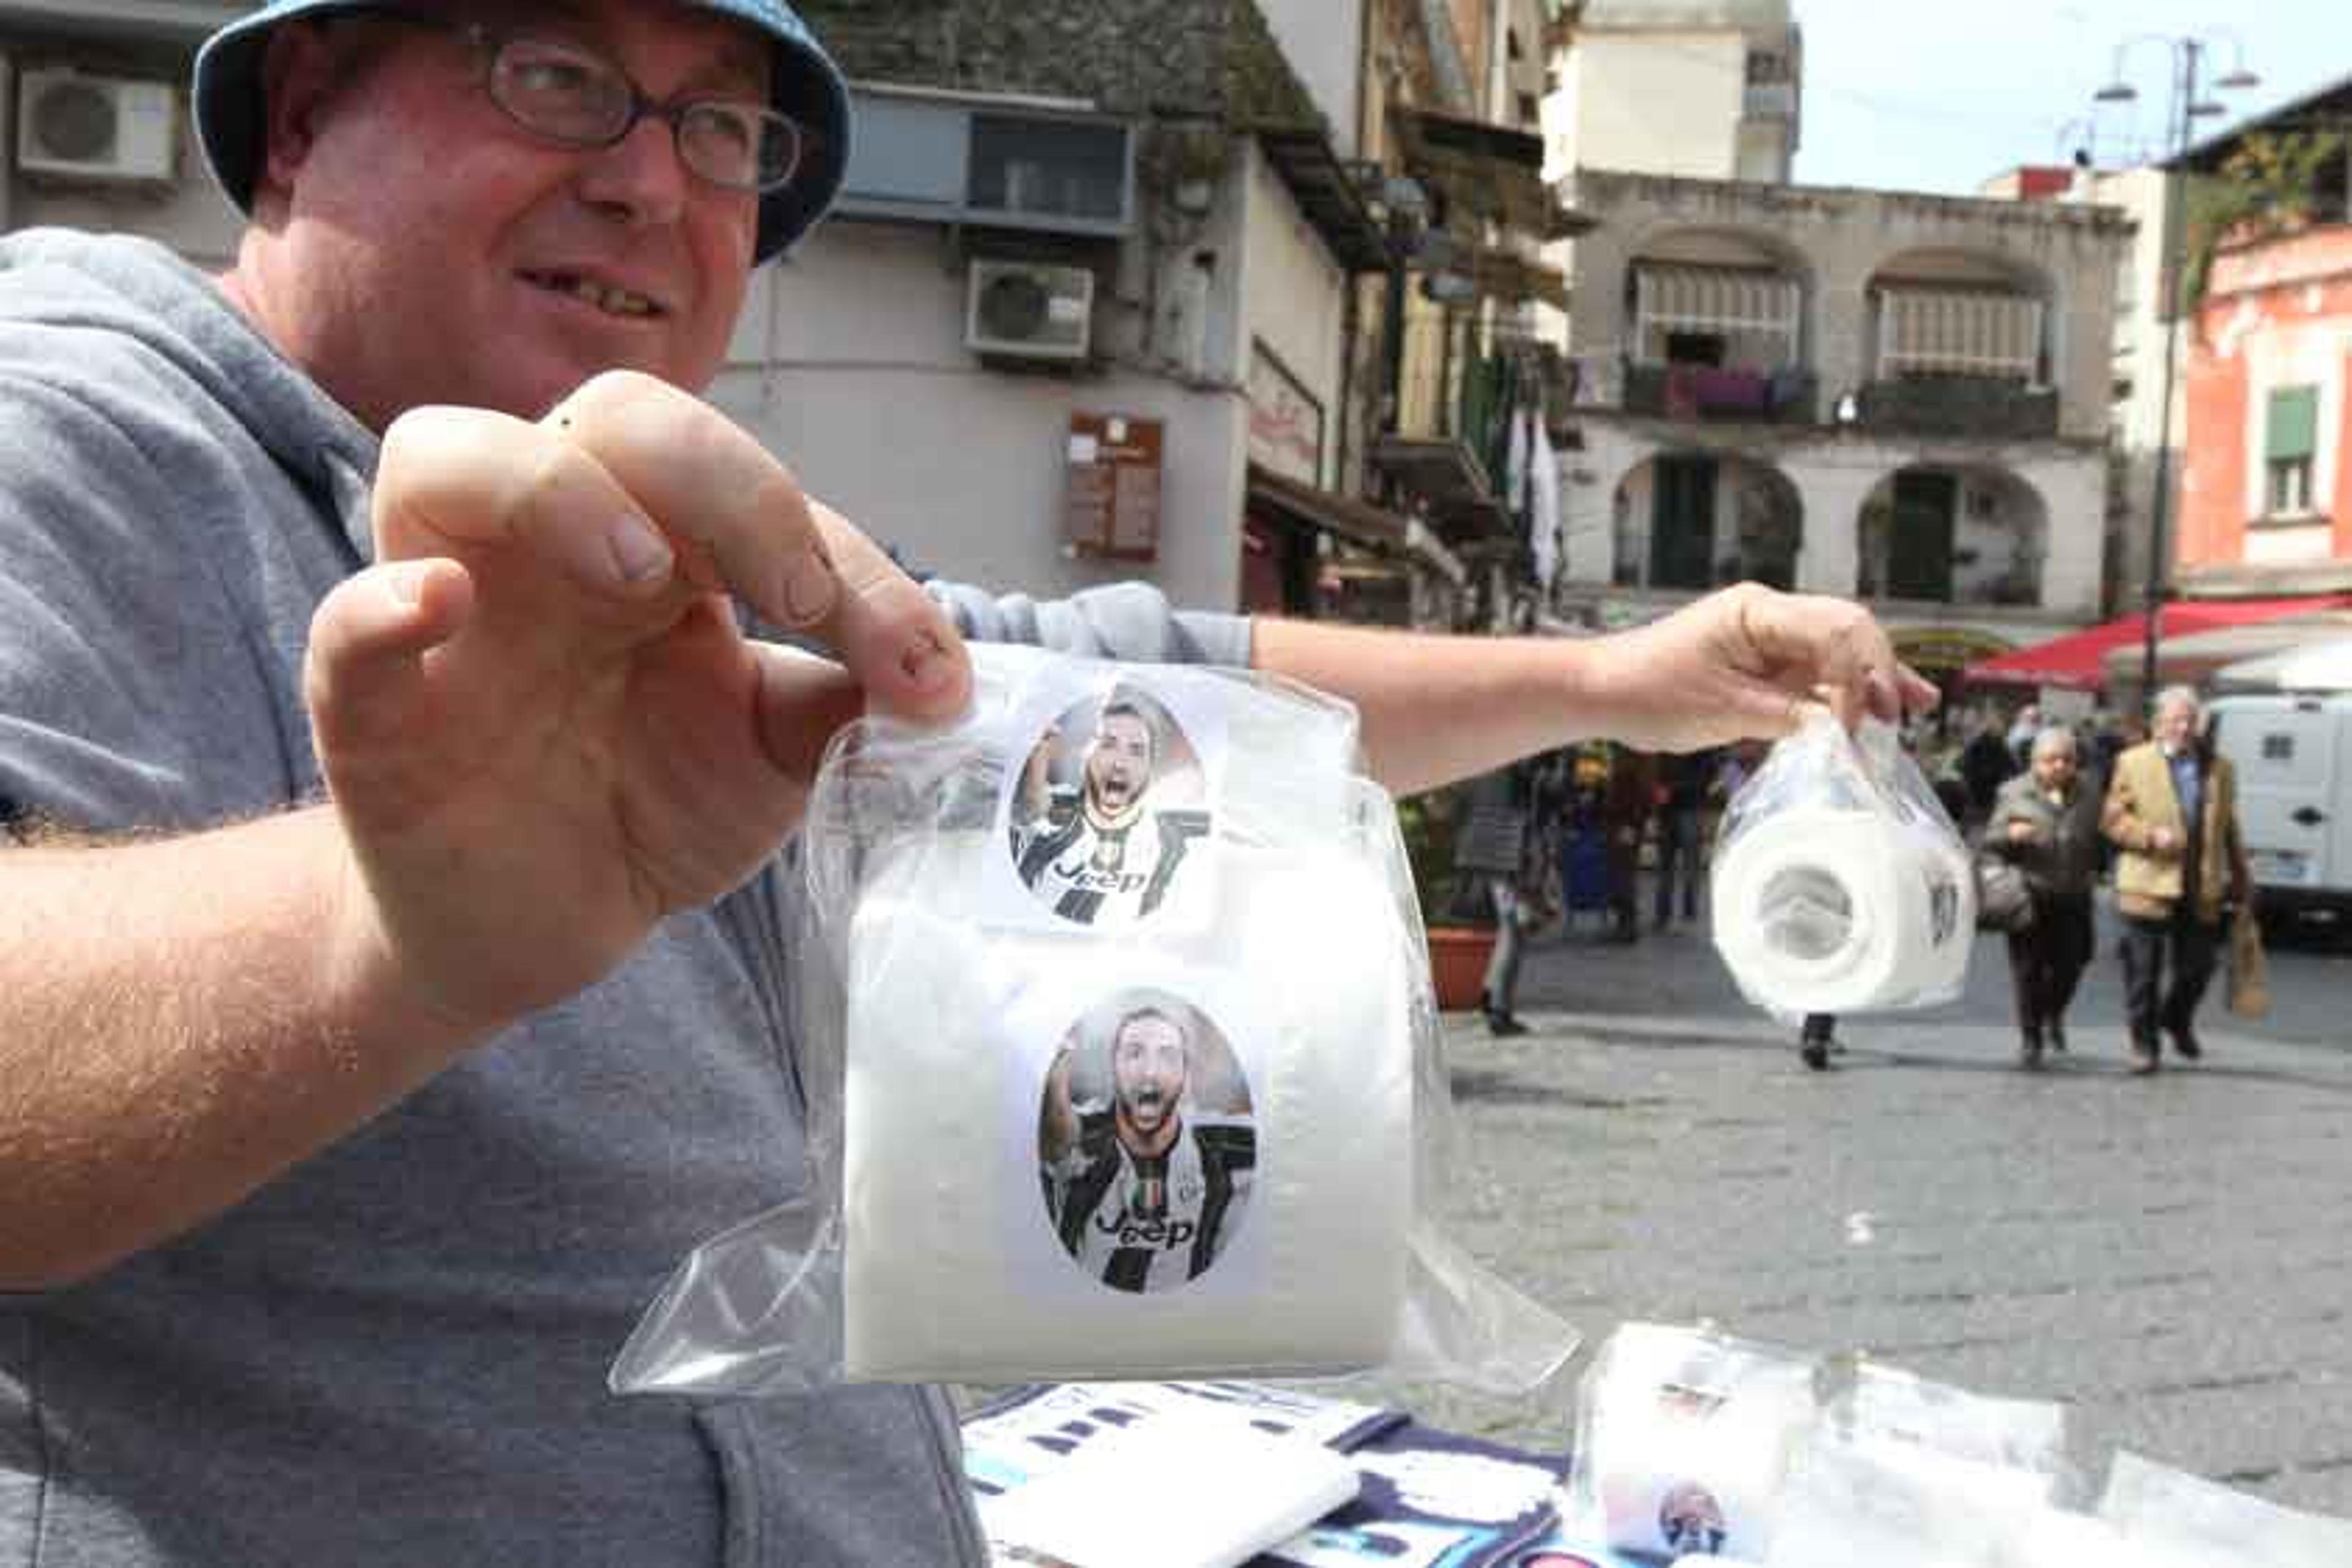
{"left": 532, "top": 273, "right": 657, "bottom": 317}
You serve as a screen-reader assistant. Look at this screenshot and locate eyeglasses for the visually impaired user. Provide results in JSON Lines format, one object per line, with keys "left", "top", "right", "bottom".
{"left": 361, "top": 13, "right": 808, "bottom": 194}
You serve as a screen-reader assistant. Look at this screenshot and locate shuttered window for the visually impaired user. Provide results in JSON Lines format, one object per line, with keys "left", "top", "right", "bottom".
{"left": 1876, "top": 288, "right": 2043, "bottom": 379}
{"left": 2266, "top": 386, "right": 2318, "bottom": 461}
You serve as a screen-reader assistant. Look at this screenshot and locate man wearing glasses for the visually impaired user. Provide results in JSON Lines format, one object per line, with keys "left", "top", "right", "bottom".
{"left": 0, "top": 2, "right": 1932, "bottom": 1561}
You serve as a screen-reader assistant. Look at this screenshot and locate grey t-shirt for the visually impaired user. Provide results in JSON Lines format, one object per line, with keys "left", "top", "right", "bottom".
{"left": 0, "top": 230, "right": 1248, "bottom": 1567}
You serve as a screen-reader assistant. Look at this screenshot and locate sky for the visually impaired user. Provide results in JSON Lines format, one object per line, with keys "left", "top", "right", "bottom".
{"left": 1789, "top": 0, "right": 2347, "bottom": 197}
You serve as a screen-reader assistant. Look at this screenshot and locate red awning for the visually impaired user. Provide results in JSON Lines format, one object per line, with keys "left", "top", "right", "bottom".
{"left": 1961, "top": 596, "right": 2352, "bottom": 691}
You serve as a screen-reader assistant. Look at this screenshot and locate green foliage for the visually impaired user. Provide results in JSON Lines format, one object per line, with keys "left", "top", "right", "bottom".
{"left": 2182, "top": 130, "right": 2348, "bottom": 306}
{"left": 1396, "top": 785, "right": 1482, "bottom": 929}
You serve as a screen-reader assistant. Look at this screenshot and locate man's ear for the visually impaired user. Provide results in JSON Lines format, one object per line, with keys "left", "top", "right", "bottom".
{"left": 254, "top": 23, "right": 352, "bottom": 203}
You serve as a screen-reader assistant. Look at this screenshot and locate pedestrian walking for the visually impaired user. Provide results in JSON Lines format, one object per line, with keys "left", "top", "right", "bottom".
{"left": 1798, "top": 1011, "right": 1838, "bottom": 1071}
{"left": 1454, "top": 765, "right": 1534, "bottom": 1035}
{"left": 1651, "top": 748, "right": 1713, "bottom": 930}
{"left": 2101, "top": 687, "right": 2253, "bottom": 1073}
{"left": 1602, "top": 746, "right": 1656, "bottom": 944}
{"left": 1985, "top": 726, "right": 2101, "bottom": 1068}
{"left": 1959, "top": 716, "right": 2018, "bottom": 828}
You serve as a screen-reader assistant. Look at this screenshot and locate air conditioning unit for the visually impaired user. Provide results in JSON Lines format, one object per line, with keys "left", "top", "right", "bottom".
{"left": 965, "top": 260, "right": 1094, "bottom": 363}
{"left": 15, "top": 69, "right": 178, "bottom": 183}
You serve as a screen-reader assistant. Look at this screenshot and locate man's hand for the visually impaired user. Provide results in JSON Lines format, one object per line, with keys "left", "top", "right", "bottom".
{"left": 304, "top": 372, "right": 971, "bottom": 1037}
{"left": 2147, "top": 826, "right": 2179, "bottom": 854}
{"left": 1583, "top": 584, "right": 1940, "bottom": 753}
{"left": 2007, "top": 820, "right": 2037, "bottom": 844}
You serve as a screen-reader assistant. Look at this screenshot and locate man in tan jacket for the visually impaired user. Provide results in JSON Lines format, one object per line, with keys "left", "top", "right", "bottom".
{"left": 2101, "top": 685, "right": 2252, "bottom": 1072}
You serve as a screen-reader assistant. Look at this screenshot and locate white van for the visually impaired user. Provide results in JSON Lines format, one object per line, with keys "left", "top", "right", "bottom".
{"left": 2206, "top": 692, "right": 2352, "bottom": 927}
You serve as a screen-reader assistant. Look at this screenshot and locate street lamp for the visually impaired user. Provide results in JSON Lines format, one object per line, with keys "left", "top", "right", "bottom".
{"left": 2092, "top": 34, "right": 2259, "bottom": 711}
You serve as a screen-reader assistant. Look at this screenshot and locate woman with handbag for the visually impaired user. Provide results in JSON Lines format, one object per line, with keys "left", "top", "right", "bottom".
{"left": 1985, "top": 726, "right": 2103, "bottom": 1068}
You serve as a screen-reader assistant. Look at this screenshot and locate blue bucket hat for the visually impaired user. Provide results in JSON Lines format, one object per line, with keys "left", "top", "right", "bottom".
{"left": 192, "top": 0, "right": 851, "bottom": 266}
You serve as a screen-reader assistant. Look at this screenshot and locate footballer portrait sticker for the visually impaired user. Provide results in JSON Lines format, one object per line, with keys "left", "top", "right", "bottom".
{"left": 998, "top": 677, "right": 1219, "bottom": 931}
{"left": 1036, "top": 989, "right": 1256, "bottom": 1295}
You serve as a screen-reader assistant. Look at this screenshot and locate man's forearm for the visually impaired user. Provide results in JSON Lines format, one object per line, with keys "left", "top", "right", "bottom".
{"left": 1251, "top": 618, "right": 1597, "bottom": 796}
{"left": 0, "top": 807, "right": 483, "bottom": 1288}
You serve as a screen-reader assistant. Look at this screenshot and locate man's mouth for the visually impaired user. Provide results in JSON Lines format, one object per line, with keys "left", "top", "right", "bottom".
{"left": 520, "top": 270, "right": 665, "bottom": 320}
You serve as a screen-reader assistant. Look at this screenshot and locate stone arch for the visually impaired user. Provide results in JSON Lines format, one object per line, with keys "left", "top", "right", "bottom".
{"left": 1855, "top": 461, "right": 2049, "bottom": 608}
{"left": 1612, "top": 450, "right": 1804, "bottom": 594}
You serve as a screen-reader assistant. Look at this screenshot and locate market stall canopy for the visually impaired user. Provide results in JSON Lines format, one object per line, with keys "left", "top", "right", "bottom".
{"left": 2096, "top": 611, "right": 2352, "bottom": 690}
{"left": 1962, "top": 597, "right": 2352, "bottom": 692}
{"left": 2213, "top": 635, "right": 2352, "bottom": 694}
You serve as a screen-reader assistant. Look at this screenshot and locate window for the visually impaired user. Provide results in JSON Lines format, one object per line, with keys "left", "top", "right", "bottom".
{"left": 2264, "top": 385, "right": 2318, "bottom": 518}
{"left": 2268, "top": 457, "right": 2313, "bottom": 516}
{"left": 967, "top": 114, "right": 1130, "bottom": 224}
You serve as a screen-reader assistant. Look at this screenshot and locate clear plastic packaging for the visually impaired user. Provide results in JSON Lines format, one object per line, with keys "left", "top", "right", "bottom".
{"left": 1711, "top": 714, "right": 1974, "bottom": 1022}
{"left": 2094, "top": 1450, "right": 2352, "bottom": 1568}
{"left": 1563, "top": 1322, "right": 1826, "bottom": 1562}
{"left": 609, "top": 644, "right": 1578, "bottom": 1398}
{"left": 1762, "top": 1362, "right": 2071, "bottom": 1568}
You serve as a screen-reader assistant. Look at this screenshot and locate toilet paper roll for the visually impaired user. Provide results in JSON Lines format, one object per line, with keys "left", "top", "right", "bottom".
{"left": 1595, "top": 1402, "right": 1793, "bottom": 1561}
{"left": 840, "top": 832, "right": 1414, "bottom": 1383}
{"left": 1711, "top": 803, "right": 1970, "bottom": 1017}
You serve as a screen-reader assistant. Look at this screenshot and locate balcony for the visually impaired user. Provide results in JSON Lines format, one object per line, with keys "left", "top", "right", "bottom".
{"left": 1622, "top": 363, "right": 1818, "bottom": 426}
{"left": 1373, "top": 323, "right": 1517, "bottom": 540}
{"left": 1856, "top": 376, "right": 2059, "bottom": 442}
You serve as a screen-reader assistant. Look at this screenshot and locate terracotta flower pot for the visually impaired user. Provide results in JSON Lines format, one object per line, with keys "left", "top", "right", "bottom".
{"left": 1424, "top": 924, "right": 1498, "bottom": 1012}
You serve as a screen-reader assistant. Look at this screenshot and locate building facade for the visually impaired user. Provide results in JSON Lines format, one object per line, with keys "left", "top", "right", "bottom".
{"left": 0, "top": 7, "right": 243, "bottom": 266}
{"left": 1540, "top": 0, "right": 1801, "bottom": 187}
{"left": 1549, "top": 169, "right": 2131, "bottom": 688}
{"left": 2177, "top": 224, "right": 2352, "bottom": 594}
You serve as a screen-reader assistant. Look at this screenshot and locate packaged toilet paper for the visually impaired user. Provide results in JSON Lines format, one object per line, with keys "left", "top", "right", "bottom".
{"left": 609, "top": 645, "right": 1579, "bottom": 1398}
{"left": 1711, "top": 714, "right": 1973, "bottom": 1020}
{"left": 1564, "top": 1323, "right": 1825, "bottom": 1562}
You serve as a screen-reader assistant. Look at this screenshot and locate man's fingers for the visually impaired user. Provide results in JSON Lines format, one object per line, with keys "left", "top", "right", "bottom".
{"left": 546, "top": 374, "right": 970, "bottom": 718}
{"left": 304, "top": 559, "right": 475, "bottom": 764}
{"left": 375, "top": 406, "right": 680, "bottom": 614}
{"left": 1738, "top": 587, "right": 1929, "bottom": 729}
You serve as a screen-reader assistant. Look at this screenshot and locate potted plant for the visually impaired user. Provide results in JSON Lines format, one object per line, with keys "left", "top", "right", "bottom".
{"left": 1396, "top": 784, "right": 1499, "bottom": 1012}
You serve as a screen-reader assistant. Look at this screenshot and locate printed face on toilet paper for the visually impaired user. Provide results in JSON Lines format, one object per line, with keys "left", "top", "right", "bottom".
{"left": 1039, "top": 989, "right": 1257, "bottom": 1295}
{"left": 1001, "top": 674, "right": 1227, "bottom": 932}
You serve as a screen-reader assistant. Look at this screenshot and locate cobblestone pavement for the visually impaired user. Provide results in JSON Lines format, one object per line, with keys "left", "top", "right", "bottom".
{"left": 1374, "top": 899, "right": 2352, "bottom": 1517}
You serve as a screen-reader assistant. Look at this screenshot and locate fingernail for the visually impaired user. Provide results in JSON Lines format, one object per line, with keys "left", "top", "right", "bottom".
{"left": 608, "top": 513, "right": 673, "bottom": 584}
{"left": 783, "top": 547, "right": 837, "bottom": 624}
{"left": 385, "top": 560, "right": 431, "bottom": 606}
{"left": 900, "top": 629, "right": 952, "bottom": 691}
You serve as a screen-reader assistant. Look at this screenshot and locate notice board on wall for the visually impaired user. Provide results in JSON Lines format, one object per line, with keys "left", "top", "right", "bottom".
{"left": 1064, "top": 413, "right": 1163, "bottom": 562}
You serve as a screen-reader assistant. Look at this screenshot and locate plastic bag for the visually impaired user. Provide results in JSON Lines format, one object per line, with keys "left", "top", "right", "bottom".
{"left": 1762, "top": 1362, "right": 2071, "bottom": 1568}
{"left": 1711, "top": 714, "right": 1973, "bottom": 1022}
{"left": 1562, "top": 1322, "right": 1825, "bottom": 1562}
{"left": 2095, "top": 1450, "right": 2352, "bottom": 1567}
{"left": 609, "top": 644, "right": 1578, "bottom": 1398}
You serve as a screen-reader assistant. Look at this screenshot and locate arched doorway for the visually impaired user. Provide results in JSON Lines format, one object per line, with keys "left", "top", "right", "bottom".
{"left": 1856, "top": 463, "right": 2048, "bottom": 606}
{"left": 1613, "top": 453, "right": 1803, "bottom": 592}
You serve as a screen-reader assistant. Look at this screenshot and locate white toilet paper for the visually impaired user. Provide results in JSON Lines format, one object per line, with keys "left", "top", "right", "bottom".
{"left": 840, "top": 832, "right": 1414, "bottom": 1382}
{"left": 1711, "top": 802, "right": 1971, "bottom": 1017}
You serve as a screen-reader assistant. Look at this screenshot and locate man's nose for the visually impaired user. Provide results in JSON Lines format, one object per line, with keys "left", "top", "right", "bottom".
{"left": 576, "top": 115, "right": 692, "bottom": 229}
